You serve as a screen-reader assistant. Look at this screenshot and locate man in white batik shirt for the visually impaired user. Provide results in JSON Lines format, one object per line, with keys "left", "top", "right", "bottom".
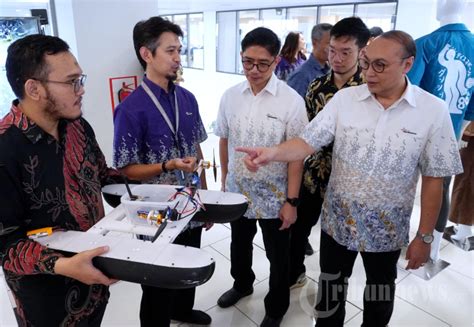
{"left": 215, "top": 27, "right": 308, "bottom": 327}
{"left": 236, "top": 31, "right": 462, "bottom": 327}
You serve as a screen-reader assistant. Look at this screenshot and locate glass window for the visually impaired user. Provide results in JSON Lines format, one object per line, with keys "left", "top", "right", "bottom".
{"left": 216, "top": 11, "right": 238, "bottom": 73}
{"left": 356, "top": 2, "right": 397, "bottom": 32}
{"left": 319, "top": 5, "right": 354, "bottom": 25}
{"left": 287, "top": 7, "right": 318, "bottom": 54}
{"left": 173, "top": 15, "right": 188, "bottom": 67}
{"left": 1, "top": 17, "right": 41, "bottom": 118}
{"left": 188, "top": 13, "right": 204, "bottom": 69}
{"left": 237, "top": 10, "right": 260, "bottom": 73}
{"left": 261, "top": 8, "right": 287, "bottom": 43}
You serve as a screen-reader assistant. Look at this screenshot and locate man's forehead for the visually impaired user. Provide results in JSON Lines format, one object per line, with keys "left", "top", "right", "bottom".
{"left": 242, "top": 46, "right": 273, "bottom": 61}
{"left": 157, "top": 32, "right": 181, "bottom": 47}
{"left": 44, "top": 52, "right": 82, "bottom": 76}
{"left": 365, "top": 38, "right": 401, "bottom": 58}
{"left": 330, "top": 36, "right": 357, "bottom": 47}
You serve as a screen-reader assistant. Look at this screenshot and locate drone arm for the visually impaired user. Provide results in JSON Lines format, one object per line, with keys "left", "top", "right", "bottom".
{"left": 219, "top": 138, "right": 228, "bottom": 191}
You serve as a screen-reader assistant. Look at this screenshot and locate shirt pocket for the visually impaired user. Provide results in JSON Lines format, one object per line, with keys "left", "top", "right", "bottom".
{"left": 265, "top": 114, "right": 287, "bottom": 145}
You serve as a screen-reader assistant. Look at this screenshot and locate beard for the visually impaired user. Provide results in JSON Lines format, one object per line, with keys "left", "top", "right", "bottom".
{"left": 165, "top": 72, "right": 178, "bottom": 82}
{"left": 44, "top": 88, "right": 82, "bottom": 121}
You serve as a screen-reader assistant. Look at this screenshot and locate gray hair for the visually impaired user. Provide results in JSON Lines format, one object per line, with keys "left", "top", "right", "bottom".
{"left": 311, "top": 23, "right": 332, "bottom": 41}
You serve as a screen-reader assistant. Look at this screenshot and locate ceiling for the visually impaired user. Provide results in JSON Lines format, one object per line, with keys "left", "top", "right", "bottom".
{"left": 155, "top": 0, "right": 373, "bottom": 14}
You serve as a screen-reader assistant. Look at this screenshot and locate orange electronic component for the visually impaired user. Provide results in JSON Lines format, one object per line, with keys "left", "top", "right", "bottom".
{"left": 27, "top": 227, "right": 53, "bottom": 239}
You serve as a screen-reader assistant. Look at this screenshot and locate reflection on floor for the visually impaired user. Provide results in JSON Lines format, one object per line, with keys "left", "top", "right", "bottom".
{"left": 1, "top": 134, "right": 473, "bottom": 326}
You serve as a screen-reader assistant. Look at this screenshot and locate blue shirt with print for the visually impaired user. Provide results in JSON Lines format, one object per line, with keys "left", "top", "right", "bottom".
{"left": 408, "top": 23, "right": 474, "bottom": 138}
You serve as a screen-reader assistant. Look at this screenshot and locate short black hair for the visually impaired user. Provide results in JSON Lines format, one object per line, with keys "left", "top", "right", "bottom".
{"left": 380, "top": 30, "right": 416, "bottom": 58}
{"left": 6, "top": 34, "right": 70, "bottom": 99}
{"left": 241, "top": 27, "right": 281, "bottom": 57}
{"left": 133, "top": 16, "right": 183, "bottom": 70}
{"left": 369, "top": 26, "right": 384, "bottom": 38}
{"left": 330, "top": 16, "right": 370, "bottom": 49}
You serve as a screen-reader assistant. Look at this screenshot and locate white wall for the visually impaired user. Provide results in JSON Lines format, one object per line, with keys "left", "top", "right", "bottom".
{"left": 65, "top": 0, "right": 156, "bottom": 163}
{"left": 396, "top": 0, "right": 439, "bottom": 39}
{"left": 54, "top": 0, "right": 78, "bottom": 56}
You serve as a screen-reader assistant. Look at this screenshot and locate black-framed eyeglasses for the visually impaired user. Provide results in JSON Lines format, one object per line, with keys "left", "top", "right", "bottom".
{"left": 34, "top": 74, "right": 87, "bottom": 93}
{"left": 358, "top": 56, "right": 412, "bottom": 73}
{"left": 241, "top": 58, "right": 275, "bottom": 73}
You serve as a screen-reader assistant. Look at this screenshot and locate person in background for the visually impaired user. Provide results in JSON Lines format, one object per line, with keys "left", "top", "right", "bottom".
{"left": 448, "top": 121, "right": 474, "bottom": 243}
{"left": 0, "top": 34, "right": 120, "bottom": 326}
{"left": 215, "top": 27, "right": 308, "bottom": 327}
{"left": 237, "top": 30, "right": 462, "bottom": 327}
{"left": 113, "top": 17, "right": 210, "bottom": 326}
{"left": 368, "top": 26, "right": 384, "bottom": 44}
{"left": 288, "top": 17, "right": 370, "bottom": 290}
{"left": 407, "top": 0, "right": 474, "bottom": 261}
{"left": 287, "top": 23, "right": 332, "bottom": 98}
{"left": 275, "top": 32, "right": 307, "bottom": 81}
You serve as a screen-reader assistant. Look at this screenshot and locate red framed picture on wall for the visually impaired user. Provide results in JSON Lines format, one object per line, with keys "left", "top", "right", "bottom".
{"left": 109, "top": 75, "right": 138, "bottom": 113}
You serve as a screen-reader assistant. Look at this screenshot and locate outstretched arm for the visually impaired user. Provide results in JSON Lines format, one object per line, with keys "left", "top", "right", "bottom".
{"left": 236, "top": 137, "right": 314, "bottom": 172}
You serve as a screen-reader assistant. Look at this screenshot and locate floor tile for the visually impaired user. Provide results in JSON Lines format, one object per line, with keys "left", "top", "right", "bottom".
{"left": 210, "top": 236, "right": 270, "bottom": 282}
{"left": 179, "top": 305, "right": 257, "bottom": 327}
{"left": 396, "top": 267, "right": 474, "bottom": 326}
{"left": 101, "top": 281, "right": 142, "bottom": 326}
{"left": 195, "top": 246, "right": 234, "bottom": 311}
{"left": 437, "top": 235, "right": 474, "bottom": 279}
{"left": 201, "top": 223, "right": 231, "bottom": 248}
{"left": 345, "top": 296, "right": 450, "bottom": 326}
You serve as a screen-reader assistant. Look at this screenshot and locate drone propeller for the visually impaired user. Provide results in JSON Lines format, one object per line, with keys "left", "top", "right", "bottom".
{"left": 213, "top": 149, "right": 217, "bottom": 182}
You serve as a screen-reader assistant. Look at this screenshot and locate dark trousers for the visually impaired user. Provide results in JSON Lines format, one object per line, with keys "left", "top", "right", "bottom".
{"left": 289, "top": 186, "right": 323, "bottom": 283}
{"left": 315, "top": 231, "right": 401, "bottom": 327}
{"left": 435, "top": 176, "right": 452, "bottom": 232}
{"left": 230, "top": 217, "right": 290, "bottom": 319}
{"left": 140, "top": 226, "right": 203, "bottom": 327}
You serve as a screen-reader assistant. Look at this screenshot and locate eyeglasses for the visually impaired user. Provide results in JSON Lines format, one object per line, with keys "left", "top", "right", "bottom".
{"left": 34, "top": 74, "right": 87, "bottom": 93}
{"left": 358, "top": 56, "right": 412, "bottom": 73}
{"left": 329, "top": 48, "right": 354, "bottom": 61}
{"left": 241, "top": 58, "right": 275, "bottom": 73}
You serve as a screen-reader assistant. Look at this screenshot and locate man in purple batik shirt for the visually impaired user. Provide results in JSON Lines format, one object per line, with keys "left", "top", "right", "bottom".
{"left": 112, "top": 17, "right": 210, "bottom": 327}
{"left": 113, "top": 74, "right": 207, "bottom": 186}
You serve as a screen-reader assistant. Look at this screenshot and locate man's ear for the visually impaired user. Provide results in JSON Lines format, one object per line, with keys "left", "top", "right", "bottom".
{"left": 274, "top": 55, "right": 281, "bottom": 65}
{"left": 140, "top": 46, "right": 152, "bottom": 65}
{"left": 24, "top": 79, "right": 42, "bottom": 101}
{"left": 404, "top": 56, "right": 414, "bottom": 74}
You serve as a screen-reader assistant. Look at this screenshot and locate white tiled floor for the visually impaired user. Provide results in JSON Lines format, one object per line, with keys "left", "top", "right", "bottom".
{"left": 1, "top": 135, "right": 473, "bottom": 326}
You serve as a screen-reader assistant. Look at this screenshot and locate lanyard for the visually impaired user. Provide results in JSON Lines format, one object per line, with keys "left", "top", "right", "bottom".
{"left": 142, "top": 82, "right": 180, "bottom": 152}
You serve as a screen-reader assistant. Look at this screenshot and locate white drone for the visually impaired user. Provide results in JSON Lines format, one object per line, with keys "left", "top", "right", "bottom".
{"left": 32, "top": 160, "right": 247, "bottom": 289}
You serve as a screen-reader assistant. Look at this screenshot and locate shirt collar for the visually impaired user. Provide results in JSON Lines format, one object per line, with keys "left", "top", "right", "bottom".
{"left": 358, "top": 76, "right": 417, "bottom": 108}
{"left": 436, "top": 23, "right": 470, "bottom": 32}
{"left": 241, "top": 73, "right": 278, "bottom": 96}
{"left": 327, "top": 66, "right": 364, "bottom": 88}
{"left": 8, "top": 101, "right": 50, "bottom": 144}
{"left": 143, "top": 75, "right": 176, "bottom": 97}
